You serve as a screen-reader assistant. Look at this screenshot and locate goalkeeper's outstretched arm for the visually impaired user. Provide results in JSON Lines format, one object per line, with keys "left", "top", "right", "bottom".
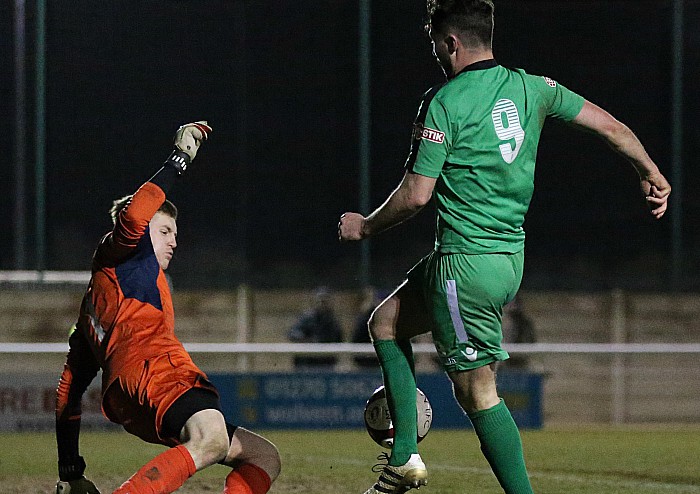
{"left": 55, "top": 329, "right": 100, "bottom": 493}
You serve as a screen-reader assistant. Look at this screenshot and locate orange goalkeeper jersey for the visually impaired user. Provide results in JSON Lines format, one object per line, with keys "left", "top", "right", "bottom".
{"left": 77, "top": 180, "right": 185, "bottom": 392}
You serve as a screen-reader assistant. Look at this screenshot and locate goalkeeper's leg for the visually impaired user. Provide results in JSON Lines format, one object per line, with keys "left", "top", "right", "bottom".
{"left": 112, "top": 409, "right": 227, "bottom": 494}
{"left": 220, "top": 427, "right": 280, "bottom": 494}
{"left": 112, "top": 409, "right": 281, "bottom": 494}
{"left": 112, "top": 444, "right": 197, "bottom": 494}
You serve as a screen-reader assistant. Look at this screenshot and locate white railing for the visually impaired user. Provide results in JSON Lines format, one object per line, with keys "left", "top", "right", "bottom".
{"left": 1, "top": 342, "right": 699, "bottom": 425}
{"left": 2, "top": 342, "right": 699, "bottom": 354}
{"left": 0, "top": 270, "right": 91, "bottom": 284}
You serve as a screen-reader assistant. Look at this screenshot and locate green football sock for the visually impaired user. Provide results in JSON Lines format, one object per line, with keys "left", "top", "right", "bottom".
{"left": 374, "top": 339, "right": 417, "bottom": 466}
{"left": 468, "top": 399, "right": 534, "bottom": 494}
{"left": 397, "top": 338, "right": 416, "bottom": 378}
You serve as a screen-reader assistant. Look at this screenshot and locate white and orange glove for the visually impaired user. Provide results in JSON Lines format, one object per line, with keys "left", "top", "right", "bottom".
{"left": 165, "top": 121, "right": 213, "bottom": 174}
{"left": 174, "top": 121, "right": 212, "bottom": 162}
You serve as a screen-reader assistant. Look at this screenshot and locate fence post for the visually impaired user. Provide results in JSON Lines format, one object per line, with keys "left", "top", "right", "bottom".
{"left": 236, "top": 284, "right": 252, "bottom": 372}
{"left": 611, "top": 289, "right": 626, "bottom": 424}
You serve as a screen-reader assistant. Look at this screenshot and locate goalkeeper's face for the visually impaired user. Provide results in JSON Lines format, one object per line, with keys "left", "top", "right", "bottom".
{"left": 149, "top": 211, "right": 178, "bottom": 270}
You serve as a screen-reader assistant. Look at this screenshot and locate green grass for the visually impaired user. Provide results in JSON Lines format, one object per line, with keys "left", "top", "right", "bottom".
{"left": 2, "top": 427, "right": 700, "bottom": 493}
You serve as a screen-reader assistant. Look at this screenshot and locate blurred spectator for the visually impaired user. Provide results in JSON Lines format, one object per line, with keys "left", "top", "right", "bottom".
{"left": 501, "top": 295, "right": 536, "bottom": 370}
{"left": 351, "top": 287, "right": 384, "bottom": 369}
{"left": 287, "top": 286, "right": 343, "bottom": 370}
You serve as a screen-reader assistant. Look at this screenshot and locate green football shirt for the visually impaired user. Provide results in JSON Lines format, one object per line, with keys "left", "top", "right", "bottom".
{"left": 406, "top": 59, "right": 585, "bottom": 254}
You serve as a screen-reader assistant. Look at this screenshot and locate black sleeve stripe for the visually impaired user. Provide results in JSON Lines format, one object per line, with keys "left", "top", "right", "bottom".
{"left": 404, "top": 84, "right": 445, "bottom": 172}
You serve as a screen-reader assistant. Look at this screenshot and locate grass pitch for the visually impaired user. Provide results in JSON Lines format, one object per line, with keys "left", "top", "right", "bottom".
{"left": 2, "top": 426, "right": 699, "bottom": 493}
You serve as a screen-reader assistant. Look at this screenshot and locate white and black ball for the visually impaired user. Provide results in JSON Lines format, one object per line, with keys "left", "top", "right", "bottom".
{"left": 363, "top": 385, "right": 432, "bottom": 449}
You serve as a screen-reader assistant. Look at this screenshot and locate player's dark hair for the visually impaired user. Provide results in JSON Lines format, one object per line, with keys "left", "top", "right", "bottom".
{"left": 426, "top": 0, "right": 494, "bottom": 48}
{"left": 109, "top": 194, "right": 178, "bottom": 225}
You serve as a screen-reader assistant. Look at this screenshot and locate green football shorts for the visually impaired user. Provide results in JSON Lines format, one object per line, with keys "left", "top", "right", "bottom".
{"left": 407, "top": 249, "right": 524, "bottom": 372}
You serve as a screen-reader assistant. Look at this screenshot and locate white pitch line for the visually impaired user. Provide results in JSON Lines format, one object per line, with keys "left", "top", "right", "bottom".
{"left": 293, "top": 455, "right": 700, "bottom": 493}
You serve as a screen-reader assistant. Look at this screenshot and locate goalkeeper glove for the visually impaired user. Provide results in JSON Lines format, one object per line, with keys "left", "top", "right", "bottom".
{"left": 56, "top": 477, "right": 101, "bottom": 494}
{"left": 174, "top": 121, "right": 212, "bottom": 162}
{"left": 164, "top": 121, "right": 212, "bottom": 174}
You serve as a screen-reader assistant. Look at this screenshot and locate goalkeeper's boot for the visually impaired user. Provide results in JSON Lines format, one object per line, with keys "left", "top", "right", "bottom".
{"left": 56, "top": 477, "right": 102, "bottom": 494}
{"left": 363, "top": 454, "right": 427, "bottom": 493}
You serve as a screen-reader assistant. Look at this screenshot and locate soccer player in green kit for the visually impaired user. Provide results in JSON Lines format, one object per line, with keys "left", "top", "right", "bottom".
{"left": 338, "top": 1, "right": 671, "bottom": 493}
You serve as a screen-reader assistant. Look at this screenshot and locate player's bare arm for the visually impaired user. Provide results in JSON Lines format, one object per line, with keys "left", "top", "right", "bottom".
{"left": 571, "top": 100, "right": 671, "bottom": 219}
{"left": 338, "top": 171, "right": 436, "bottom": 241}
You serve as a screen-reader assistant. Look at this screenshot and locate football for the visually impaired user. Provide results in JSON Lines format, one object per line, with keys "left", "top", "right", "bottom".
{"left": 363, "top": 385, "right": 432, "bottom": 449}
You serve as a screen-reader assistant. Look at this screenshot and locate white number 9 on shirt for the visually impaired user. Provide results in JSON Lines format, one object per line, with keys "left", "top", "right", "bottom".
{"left": 492, "top": 99, "right": 525, "bottom": 164}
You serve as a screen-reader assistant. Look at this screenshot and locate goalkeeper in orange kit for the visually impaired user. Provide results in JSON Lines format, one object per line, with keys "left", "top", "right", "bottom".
{"left": 55, "top": 122, "right": 280, "bottom": 494}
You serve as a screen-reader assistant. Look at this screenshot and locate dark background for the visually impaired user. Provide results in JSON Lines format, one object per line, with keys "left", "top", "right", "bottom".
{"left": 1, "top": 1, "right": 698, "bottom": 290}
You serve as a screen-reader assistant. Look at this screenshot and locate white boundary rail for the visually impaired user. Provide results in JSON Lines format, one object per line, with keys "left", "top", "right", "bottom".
{"left": 4, "top": 342, "right": 697, "bottom": 425}
{"left": 1, "top": 342, "right": 700, "bottom": 354}
{"left": 0, "top": 270, "right": 91, "bottom": 283}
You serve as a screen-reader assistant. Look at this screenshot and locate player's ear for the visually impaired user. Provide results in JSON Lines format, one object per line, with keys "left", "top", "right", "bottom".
{"left": 446, "top": 34, "right": 459, "bottom": 54}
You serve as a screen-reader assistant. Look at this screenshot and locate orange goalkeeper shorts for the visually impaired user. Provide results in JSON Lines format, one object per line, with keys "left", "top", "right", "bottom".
{"left": 101, "top": 350, "right": 218, "bottom": 446}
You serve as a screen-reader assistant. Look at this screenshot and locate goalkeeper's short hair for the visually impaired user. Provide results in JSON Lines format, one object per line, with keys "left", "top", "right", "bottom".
{"left": 109, "top": 194, "right": 178, "bottom": 225}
